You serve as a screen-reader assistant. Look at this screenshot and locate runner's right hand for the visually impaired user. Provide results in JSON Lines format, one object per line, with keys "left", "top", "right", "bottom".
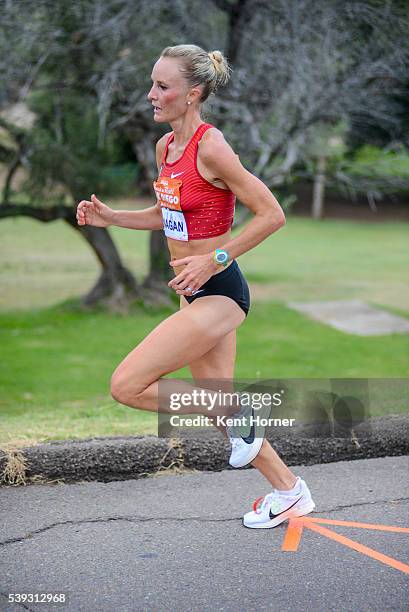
{"left": 76, "top": 194, "right": 114, "bottom": 228}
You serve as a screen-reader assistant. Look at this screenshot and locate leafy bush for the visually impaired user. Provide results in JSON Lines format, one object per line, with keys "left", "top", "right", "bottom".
{"left": 350, "top": 145, "right": 409, "bottom": 178}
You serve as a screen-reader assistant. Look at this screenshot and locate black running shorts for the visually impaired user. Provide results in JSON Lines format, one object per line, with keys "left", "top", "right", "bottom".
{"left": 183, "top": 259, "right": 251, "bottom": 317}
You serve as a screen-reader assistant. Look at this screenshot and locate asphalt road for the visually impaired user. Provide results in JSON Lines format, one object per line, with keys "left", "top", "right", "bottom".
{"left": 1, "top": 456, "right": 408, "bottom": 612}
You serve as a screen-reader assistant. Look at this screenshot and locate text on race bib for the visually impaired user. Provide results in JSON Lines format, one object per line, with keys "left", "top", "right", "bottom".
{"left": 153, "top": 176, "right": 188, "bottom": 241}
{"left": 153, "top": 176, "right": 182, "bottom": 210}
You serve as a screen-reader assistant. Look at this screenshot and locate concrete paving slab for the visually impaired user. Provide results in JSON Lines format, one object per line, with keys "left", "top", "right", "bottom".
{"left": 0, "top": 456, "right": 408, "bottom": 611}
{"left": 287, "top": 299, "right": 409, "bottom": 335}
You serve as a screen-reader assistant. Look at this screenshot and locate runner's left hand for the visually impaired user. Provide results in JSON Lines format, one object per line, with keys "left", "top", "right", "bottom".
{"left": 168, "top": 254, "right": 219, "bottom": 295}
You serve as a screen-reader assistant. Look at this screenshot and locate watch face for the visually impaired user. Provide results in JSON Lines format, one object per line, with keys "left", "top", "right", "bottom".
{"left": 216, "top": 251, "right": 228, "bottom": 263}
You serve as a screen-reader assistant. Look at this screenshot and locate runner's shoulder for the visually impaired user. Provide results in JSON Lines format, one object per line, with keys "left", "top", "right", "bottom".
{"left": 199, "top": 126, "right": 238, "bottom": 162}
{"left": 200, "top": 126, "right": 225, "bottom": 146}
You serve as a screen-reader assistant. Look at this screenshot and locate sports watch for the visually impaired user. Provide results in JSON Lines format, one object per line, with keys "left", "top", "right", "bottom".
{"left": 213, "top": 248, "right": 230, "bottom": 267}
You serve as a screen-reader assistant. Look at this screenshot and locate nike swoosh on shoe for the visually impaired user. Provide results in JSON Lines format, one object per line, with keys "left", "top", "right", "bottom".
{"left": 241, "top": 407, "right": 256, "bottom": 444}
{"left": 269, "top": 496, "right": 302, "bottom": 519}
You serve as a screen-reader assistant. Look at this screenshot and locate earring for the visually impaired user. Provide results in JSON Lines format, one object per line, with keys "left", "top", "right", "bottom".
{"left": 187, "top": 101, "right": 191, "bottom": 105}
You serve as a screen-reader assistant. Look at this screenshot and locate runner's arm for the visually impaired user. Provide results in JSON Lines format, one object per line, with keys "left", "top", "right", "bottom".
{"left": 198, "top": 129, "right": 285, "bottom": 260}
{"left": 111, "top": 135, "right": 169, "bottom": 230}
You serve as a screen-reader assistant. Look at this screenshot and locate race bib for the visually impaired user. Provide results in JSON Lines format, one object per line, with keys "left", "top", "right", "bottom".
{"left": 161, "top": 208, "right": 188, "bottom": 241}
{"left": 153, "top": 176, "right": 188, "bottom": 241}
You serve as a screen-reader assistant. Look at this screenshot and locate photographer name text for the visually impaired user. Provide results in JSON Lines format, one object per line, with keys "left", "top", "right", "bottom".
{"left": 169, "top": 415, "right": 295, "bottom": 427}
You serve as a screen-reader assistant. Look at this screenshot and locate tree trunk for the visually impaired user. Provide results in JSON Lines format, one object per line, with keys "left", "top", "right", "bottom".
{"left": 312, "top": 155, "right": 327, "bottom": 219}
{"left": 0, "top": 202, "right": 143, "bottom": 313}
{"left": 144, "top": 230, "right": 174, "bottom": 287}
{"left": 65, "top": 217, "right": 141, "bottom": 313}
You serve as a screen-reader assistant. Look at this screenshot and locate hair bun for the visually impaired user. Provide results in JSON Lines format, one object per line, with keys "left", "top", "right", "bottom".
{"left": 208, "top": 51, "right": 223, "bottom": 67}
{"left": 207, "top": 50, "right": 231, "bottom": 87}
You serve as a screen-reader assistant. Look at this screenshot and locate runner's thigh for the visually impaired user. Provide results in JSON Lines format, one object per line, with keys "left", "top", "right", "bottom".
{"left": 180, "top": 295, "right": 237, "bottom": 379}
{"left": 111, "top": 295, "right": 245, "bottom": 391}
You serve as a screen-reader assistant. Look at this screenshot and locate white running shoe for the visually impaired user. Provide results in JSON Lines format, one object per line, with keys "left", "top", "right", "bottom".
{"left": 227, "top": 404, "right": 271, "bottom": 468}
{"left": 227, "top": 427, "right": 264, "bottom": 468}
{"left": 243, "top": 477, "right": 316, "bottom": 528}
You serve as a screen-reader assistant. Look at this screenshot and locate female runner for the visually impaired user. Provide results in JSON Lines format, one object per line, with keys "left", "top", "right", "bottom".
{"left": 76, "top": 44, "right": 315, "bottom": 528}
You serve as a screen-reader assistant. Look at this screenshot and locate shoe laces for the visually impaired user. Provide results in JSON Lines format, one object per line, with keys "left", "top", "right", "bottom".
{"left": 252, "top": 490, "right": 280, "bottom": 514}
{"left": 252, "top": 480, "right": 303, "bottom": 514}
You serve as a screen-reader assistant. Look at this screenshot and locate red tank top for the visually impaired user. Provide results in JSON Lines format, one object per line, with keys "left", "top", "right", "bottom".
{"left": 153, "top": 123, "right": 235, "bottom": 241}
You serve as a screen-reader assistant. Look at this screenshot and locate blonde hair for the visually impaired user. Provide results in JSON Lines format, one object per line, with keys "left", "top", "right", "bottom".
{"left": 159, "top": 44, "right": 231, "bottom": 102}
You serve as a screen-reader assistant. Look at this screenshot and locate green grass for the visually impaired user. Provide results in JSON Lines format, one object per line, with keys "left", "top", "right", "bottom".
{"left": 244, "top": 217, "right": 409, "bottom": 307}
{"left": 1, "top": 212, "right": 409, "bottom": 311}
{"left": 0, "top": 208, "right": 408, "bottom": 447}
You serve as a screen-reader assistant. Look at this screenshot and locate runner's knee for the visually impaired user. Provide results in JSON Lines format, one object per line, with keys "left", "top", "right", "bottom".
{"left": 110, "top": 370, "right": 149, "bottom": 404}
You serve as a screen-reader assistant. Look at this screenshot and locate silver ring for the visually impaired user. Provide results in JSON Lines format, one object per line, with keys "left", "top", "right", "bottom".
{"left": 185, "top": 286, "right": 192, "bottom": 292}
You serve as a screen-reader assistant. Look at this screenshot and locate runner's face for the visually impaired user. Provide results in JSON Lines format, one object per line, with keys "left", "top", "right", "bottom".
{"left": 148, "top": 57, "right": 192, "bottom": 122}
